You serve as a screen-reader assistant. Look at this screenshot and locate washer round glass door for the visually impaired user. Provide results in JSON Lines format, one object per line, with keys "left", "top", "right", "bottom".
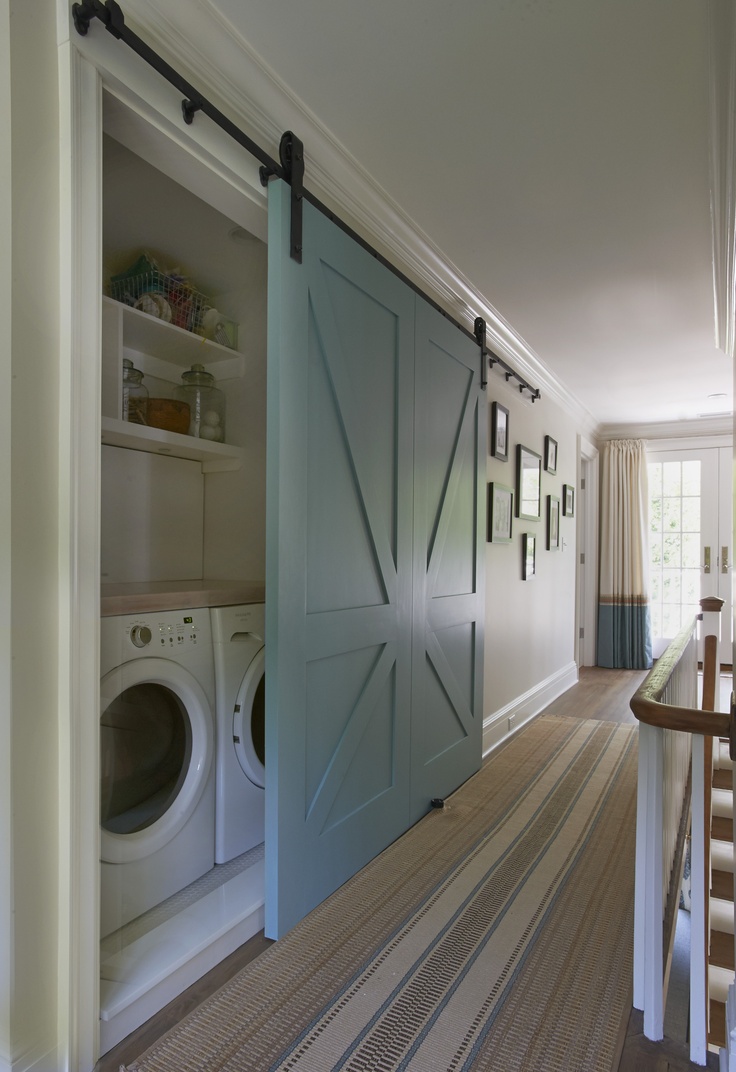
{"left": 233, "top": 645, "right": 265, "bottom": 788}
{"left": 100, "top": 657, "right": 214, "bottom": 863}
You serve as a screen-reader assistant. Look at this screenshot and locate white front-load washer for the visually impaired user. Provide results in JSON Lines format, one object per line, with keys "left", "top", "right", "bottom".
{"left": 99, "top": 609, "right": 216, "bottom": 938}
{"left": 211, "top": 603, "right": 265, "bottom": 864}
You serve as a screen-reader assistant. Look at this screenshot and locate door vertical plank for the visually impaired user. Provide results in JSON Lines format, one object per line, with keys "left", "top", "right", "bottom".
{"left": 411, "top": 300, "right": 486, "bottom": 820}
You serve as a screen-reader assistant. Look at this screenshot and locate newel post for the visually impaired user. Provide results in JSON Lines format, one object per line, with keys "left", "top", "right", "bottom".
{"left": 699, "top": 596, "right": 724, "bottom": 712}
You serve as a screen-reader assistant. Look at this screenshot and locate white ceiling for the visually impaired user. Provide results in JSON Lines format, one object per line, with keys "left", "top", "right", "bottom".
{"left": 201, "top": 0, "right": 731, "bottom": 430}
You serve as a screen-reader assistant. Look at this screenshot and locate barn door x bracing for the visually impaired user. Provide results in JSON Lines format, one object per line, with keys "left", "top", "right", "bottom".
{"left": 265, "top": 181, "right": 485, "bottom": 938}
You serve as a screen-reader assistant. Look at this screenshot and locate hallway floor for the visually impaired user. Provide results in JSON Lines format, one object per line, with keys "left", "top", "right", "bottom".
{"left": 545, "top": 666, "right": 722, "bottom": 1072}
{"left": 96, "top": 666, "right": 726, "bottom": 1072}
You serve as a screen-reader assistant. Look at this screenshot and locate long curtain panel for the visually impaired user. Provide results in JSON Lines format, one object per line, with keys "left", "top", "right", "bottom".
{"left": 598, "top": 439, "right": 653, "bottom": 669}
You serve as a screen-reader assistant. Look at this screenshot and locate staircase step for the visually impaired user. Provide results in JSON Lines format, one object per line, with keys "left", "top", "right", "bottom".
{"left": 712, "top": 787, "right": 733, "bottom": 816}
{"left": 708, "top": 963, "right": 734, "bottom": 1003}
{"left": 712, "top": 815, "right": 733, "bottom": 841}
{"left": 710, "top": 929, "right": 735, "bottom": 971}
{"left": 708, "top": 998, "right": 726, "bottom": 1049}
{"left": 711, "top": 898, "right": 735, "bottom": 935}
{"left": 712, "top": 839, "right": 734, "bottom": 874}
{"left": 716, "top": 741, "right": 733, "bottom": 769}
{"left": 712, "top": 869, "right": 734, "bottom": 901}
{"left": 713, "top": 768, "right": 732, "bottom": 790}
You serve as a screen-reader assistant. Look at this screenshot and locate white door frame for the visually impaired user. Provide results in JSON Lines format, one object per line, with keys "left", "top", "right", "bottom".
{"left": 577, "top": 435, "right": 599, "bottom": 667}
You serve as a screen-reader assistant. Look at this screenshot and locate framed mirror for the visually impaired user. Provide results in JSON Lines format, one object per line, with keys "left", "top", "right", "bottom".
{"left": 516, "top": 444, "right": 542, "bottom": 520}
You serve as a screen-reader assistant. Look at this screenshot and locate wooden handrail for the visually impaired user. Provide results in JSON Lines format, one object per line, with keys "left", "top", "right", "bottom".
{"left": 630, "top": 615, "right": 732, "bottom": 740}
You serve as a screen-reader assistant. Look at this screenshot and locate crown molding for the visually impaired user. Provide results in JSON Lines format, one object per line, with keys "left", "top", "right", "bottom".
{"left": 99, "top": 0, "right": 596, "bottom": 432}
{"left": 598, "top": 414, "right": 733, "bottom": 443}
{"left": 707, "top": 0, "right": 736, "bottom": 359}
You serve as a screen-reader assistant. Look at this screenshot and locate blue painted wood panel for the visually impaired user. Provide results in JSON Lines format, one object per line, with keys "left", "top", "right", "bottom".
{"left": 265, "top": 181, "right": 415, "bottom": 938}
{"left": 410, "top": 299, "right": 486, "bottom": 819}
{"left": 265, "top": 183, "right": 485, "bottom": 938}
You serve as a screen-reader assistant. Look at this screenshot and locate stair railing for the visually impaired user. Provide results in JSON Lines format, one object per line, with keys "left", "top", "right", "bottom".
{"left": 631, "top": 600, "right": 730, "bottom": 1065}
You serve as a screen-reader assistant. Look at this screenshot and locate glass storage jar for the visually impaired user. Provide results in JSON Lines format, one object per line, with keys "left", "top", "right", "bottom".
{"left": 174, "top": 364, "right": 226, "bottom": 442}
{"left": 122, "top": 358, "right": 149, "bottom": 424}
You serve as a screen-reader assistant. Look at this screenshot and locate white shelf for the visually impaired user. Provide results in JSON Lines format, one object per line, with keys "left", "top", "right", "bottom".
{"left": 103, "top": 296, "right": 240, "bottom": 368}
{"left": 101, "top": 417, "right": 243, "bottom": 472}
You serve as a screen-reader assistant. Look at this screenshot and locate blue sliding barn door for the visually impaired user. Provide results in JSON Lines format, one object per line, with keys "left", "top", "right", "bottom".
{"left": 411, "top": 301, "right": 485, "bottom": 819}
{"left": 265, "top": 182, "right": 416, "bottom": 938}
{"left": 265, "top": 181, "right": 485, "bottom": 939}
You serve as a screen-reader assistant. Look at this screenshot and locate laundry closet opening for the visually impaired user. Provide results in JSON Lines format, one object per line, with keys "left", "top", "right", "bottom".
{"left": 98, "top": 90, "right": 269, "bottom": 1056}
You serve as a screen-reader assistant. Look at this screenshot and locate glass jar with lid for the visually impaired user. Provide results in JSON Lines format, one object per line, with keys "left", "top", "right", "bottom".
{"left": 174, "top": 364, "right": 226, "bottom": 442}
{"left": 122, "top": 358, "right": 149, "bottom": 424}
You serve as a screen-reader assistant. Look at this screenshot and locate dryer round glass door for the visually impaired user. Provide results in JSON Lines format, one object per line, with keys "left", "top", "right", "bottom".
{"left": 233, "top": 645, "right": 265, "bottom": 788}
{"left": 100, "top": 657, "right": 214, "bottom": 863}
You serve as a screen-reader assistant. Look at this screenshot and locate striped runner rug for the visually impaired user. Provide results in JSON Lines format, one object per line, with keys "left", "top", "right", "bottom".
{"left": 127, "top": 716, "right": 638, "bottom": 1072}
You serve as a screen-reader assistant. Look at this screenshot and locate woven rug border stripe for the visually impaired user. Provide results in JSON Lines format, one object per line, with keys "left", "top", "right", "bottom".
{"left": 128, "top": 716, "right": 638, "bottom": 1072}
{"left": 275, "top": 712, "right": 600, "bottom": 1064}
{"left": 275, "top": 722, "right": 633, "bottom": 1072}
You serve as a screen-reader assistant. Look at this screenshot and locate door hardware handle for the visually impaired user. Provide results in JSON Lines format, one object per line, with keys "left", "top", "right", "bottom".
{"left": 704, "top": 546, "right": 711, "bottom": 574}
{"left": 722, "top": 546, "right": 729, "bottom": 574}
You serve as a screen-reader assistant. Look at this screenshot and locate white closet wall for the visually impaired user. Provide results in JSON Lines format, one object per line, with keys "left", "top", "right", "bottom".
{"left": 102, "top": 133, "right": 267, "bottom": 585}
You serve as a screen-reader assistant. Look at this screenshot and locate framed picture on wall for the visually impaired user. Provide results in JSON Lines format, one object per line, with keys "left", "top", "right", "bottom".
{"left": 516, "top": 444, "right": 542, "bottom": 520}
{"left": 544, "top": 435, "right": 558, "bottom": 474}
{"left": 547, "top": 495, "right": 560, "bottom": 550}
{"left": 563, "top": 484, "right": 575, "bottom": 517}
{"left": 490, "top": 402, "right": 509, "bottom": 461}
{"left": 488, "top": 482, "right": 513, "bottom": 543}
{"left": 522, "top": 532, "right": 536, "bottom": 580}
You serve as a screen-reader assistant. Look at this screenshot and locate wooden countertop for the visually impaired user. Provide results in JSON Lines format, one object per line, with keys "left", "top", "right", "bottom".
{"left": 100, "top": 580, "right": 266, "bottom": 617}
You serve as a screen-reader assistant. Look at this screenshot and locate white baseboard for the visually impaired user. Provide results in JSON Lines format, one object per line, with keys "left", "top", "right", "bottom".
{"left": 3, "top": 1041, "right": 58, "bottom": 1072}
{"left": 482, "top": 661, "right": 579, "bottom": 758}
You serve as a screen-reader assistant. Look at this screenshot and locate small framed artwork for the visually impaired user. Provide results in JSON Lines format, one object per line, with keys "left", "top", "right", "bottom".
{"left": 488, "top": 482, "right": 513, "bottom": 543}
{"left": 563, "top": 484, "right": 575, "bottom": 517}
{"left": 547, "top": 495, "right": 560, "bottom": 550}
{"left": 522, "top": 533, "right": 536, "bottom": 580}
{"left": 516, "top": 444, "right": 542, "bottom": 520}
{"left": 490, "top": 402, "right": 509, "bottom": 461}
{"left": 544, "top": 435, "right": 558, "bottom": 474}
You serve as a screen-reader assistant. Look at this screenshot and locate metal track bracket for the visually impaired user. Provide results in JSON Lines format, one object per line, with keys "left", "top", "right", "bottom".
{"left": 474, "top": 317, "right": 488, "bottom": 390}
{"left": 279, "top": 131, "right": 305, "bottom": 263}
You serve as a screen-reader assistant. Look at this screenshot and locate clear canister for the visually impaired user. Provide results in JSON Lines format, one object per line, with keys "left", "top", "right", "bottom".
{"left": 174, "top": 364, "right": 225, "bottom": 442}
{"left": 122, "top": 358, "right": 149, "bottom": 424}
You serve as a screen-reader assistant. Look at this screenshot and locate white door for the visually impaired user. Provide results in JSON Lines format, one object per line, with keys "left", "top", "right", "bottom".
{"left": 647, "top": 447, "right": 732, "bottom": 661}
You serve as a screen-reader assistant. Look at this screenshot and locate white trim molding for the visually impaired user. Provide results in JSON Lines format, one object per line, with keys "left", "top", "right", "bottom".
{"left": 707, "top": 0, "right": 736, "bottom": 360}
{"left": 56, "top": 42, "right": 103, "bottom": 1072}
{"left": 482, "top": 662, "right": 579, "bottom": 758}
{"left": 598, "top": 415, "right": 733, "bottom": 443}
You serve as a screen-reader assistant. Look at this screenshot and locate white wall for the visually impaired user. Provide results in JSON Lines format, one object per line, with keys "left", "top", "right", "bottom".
{"left": 483, "top": 374, "right": 579, "bottom": 753}
{"left": 102, "top": 134, "right": 268, "bottom": 584}
{"left": 3, "top": 2, "right": 62, "bottom": 1069}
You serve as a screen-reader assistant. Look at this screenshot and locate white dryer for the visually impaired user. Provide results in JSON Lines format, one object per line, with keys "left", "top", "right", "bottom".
{"left": 211, "top": 603, "right": 265, "bottom": 864}
{"left": 99, "top": 609, "right": 216, "bottom": 938}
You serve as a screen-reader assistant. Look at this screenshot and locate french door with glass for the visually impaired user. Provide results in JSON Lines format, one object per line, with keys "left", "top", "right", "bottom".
{"left": 647, "top": 446, "right": 732, "bottom": 661}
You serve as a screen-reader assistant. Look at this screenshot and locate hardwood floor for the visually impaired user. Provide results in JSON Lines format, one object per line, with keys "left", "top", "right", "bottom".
{"left": 94, "top": 930, "right": 273, "bottom": 1071}
{"left": 542, "top": 664, "right": 645, "bottom": 725}
{"left": 95, "top": 666, "right": 718, "bottom": 1072}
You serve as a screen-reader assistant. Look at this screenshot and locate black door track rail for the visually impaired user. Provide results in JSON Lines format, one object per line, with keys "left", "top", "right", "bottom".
{"left": 72, "top": 0, "right": 540, "bottom": 400}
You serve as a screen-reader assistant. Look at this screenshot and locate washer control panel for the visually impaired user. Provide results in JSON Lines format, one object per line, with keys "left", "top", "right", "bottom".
{"left": 125, "top": 614, "right": 202, "bottom": 649}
